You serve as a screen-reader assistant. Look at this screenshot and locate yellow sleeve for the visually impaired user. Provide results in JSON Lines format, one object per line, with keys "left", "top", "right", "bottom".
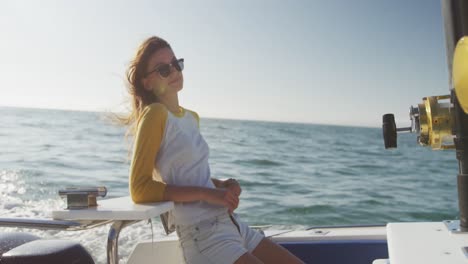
{"left": 129, "top": 103, "right": 168, "bottom": 203}
{"left": 187, "top": 109, "right": 200, "bottom": 128}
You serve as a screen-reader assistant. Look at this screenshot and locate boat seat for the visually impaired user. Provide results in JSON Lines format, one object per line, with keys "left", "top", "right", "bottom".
{"left": 0, "top": 232, "right": 40, "bottom": 256}
{"left": 1, "top": 239, "right": 95, "bottom": 264}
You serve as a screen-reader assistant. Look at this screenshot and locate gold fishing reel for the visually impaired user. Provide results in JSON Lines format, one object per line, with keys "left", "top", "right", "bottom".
{"left": 383, "top": 95, "right": 454, "bottom": 150}
{"left": 412, "top": 95, "right": 453, "bottom": 149}
{"left": 382, "top": 36, "right": 468, "bottom": 150}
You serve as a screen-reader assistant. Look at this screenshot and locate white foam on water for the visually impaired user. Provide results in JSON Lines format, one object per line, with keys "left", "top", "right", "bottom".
{"left": 3, "top": 200, "right": 23, "bottom": 210}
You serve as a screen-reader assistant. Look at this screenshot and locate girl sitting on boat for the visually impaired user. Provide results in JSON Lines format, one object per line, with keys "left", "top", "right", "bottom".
{"left": 121, "top": 36, "right": 304, "bottom": 264}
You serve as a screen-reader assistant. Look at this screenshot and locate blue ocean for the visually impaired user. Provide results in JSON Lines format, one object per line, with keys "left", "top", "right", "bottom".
{"left": 0, "top": 106, "right": 459, "bottom": 263}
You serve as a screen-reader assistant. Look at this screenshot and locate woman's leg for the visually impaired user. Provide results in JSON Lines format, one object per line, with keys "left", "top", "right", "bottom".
{"left": 252, "top": 238, "right": 305, "bottom": 264}
{"left": 234, "top": 252, "right": 264, "bottom": 264}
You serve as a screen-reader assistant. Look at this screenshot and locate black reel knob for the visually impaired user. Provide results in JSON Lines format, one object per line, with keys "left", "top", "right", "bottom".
{"left": 383, "top": 114, "right": 397, "bottom": 149}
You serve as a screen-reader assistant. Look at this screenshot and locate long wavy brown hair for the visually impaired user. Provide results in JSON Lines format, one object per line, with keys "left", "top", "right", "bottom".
{"left": 118, "top": 36, "right": 171, "bottom": 136}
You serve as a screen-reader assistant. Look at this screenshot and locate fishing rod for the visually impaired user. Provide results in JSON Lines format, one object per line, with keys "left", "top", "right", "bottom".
{"left": 382, "top": 0, "right": 468, "bottom": 231}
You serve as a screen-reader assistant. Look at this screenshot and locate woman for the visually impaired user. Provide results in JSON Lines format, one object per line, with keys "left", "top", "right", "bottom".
{"left": 124, "top": 36, "right": 304, "bottom": 264}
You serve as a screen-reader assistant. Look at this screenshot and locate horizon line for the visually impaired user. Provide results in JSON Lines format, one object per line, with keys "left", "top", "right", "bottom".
{"left": 0, "top": 104, "right": 380, "bottom": 129}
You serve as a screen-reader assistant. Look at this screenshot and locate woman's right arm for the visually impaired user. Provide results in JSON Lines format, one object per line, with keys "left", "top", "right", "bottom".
{"left": 130, "top": 104, "right": 168, "bottom": 203}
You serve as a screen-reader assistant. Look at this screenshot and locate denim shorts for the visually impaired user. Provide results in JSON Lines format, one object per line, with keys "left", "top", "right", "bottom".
{"left": 176, "top": 212, "right": 265, "bottom": 264}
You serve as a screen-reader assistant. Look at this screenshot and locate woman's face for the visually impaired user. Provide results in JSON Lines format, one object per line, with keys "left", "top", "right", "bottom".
{"left": 143, "top": 47, "right": 184, "bottom": 97}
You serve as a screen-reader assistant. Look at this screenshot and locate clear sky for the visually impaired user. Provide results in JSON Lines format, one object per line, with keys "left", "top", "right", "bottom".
{"left": 0, "top": 0, "right": 449, "bottom": 127}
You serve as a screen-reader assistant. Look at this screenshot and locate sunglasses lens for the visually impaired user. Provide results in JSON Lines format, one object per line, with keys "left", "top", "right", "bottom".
{"left": 154, "top": 58, "right": 184, "bottom": 78}
{"left": 157, "top": 65, "right": 171, "bottom": 78}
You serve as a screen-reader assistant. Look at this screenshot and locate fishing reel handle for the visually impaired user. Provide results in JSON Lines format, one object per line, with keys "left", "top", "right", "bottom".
{"left": 382, "top": 114, "right": 397, "bottom": 149}
{"left": 382, "top": 114, "right": 412, "bottom": 149}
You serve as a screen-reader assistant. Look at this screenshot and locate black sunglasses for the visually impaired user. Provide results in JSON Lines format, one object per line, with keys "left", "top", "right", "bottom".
{"left": 145, "top": 58, "right": 184, "bottom": 78}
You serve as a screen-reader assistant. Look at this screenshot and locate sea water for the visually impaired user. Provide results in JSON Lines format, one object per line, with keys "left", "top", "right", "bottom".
{"left": 0, "top": 106, "right": 459, "bottom": 263}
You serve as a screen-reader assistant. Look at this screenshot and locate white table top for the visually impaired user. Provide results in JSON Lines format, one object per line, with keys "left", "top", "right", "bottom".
{"left": 51, "top": 196, "right": 174, "bottom": 221}
{"left": 387, "top": 221, "right": 468, "bottom": 264}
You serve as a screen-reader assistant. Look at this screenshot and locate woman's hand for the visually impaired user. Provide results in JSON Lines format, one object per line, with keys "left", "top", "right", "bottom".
{"left": 223, "top": 178, "right": 242, "bottom": 197}
{"left": 203, "top": 188, "right": 239, "bottom": 214}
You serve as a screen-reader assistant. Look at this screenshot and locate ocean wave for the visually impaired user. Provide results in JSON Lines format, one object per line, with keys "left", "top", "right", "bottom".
{"left": 235, "top": 159, "right": 284, "bottom": 167}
